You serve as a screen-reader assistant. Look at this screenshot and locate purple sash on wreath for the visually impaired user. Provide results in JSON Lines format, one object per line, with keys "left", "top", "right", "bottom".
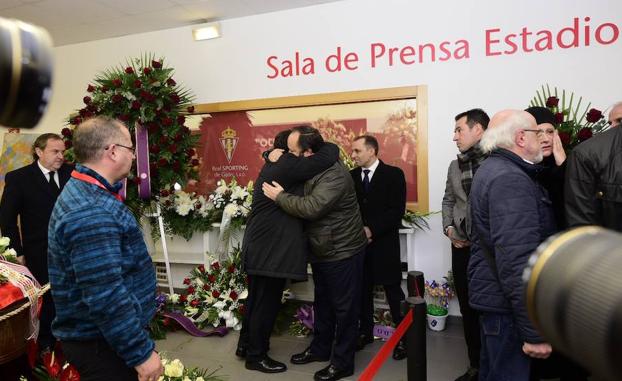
{"left": 135, "top": 123, "right": 151, "bottom": 199}
{"left": 162, "top": 311, "right": 229, "bottom": 337}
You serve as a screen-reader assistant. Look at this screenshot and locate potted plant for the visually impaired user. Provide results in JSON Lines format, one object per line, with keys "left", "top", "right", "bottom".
{"left": 424, "top": 272, "right": 454, "bottom": 331}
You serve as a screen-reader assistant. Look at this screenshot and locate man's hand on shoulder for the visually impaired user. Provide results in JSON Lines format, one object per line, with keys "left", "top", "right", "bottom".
{"left": 135, "top": 351, "right": 163, "bottom": 381}
{"left": 262, "top": 181, "right": 284, "bottom": 201}
{"left": 268, "top": 149, "right": 284, "bottom": 163}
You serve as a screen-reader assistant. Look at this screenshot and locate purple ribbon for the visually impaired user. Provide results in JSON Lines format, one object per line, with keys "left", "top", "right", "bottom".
{"left": 294, "top": 305, "right": 314, "bottom": 330}
{"left": 135, "top": 122, "right": 151, "bottom": 199}
{"left": 162, "top": 311, "right": 229, "bottom": 337}
{"left": 373, "top": 324, "right": 395, "bottom": 340}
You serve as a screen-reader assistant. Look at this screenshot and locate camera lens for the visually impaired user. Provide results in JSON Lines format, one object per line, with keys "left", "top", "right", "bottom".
{"left": 524, "top": 226, "right": 622, "bottom": 381}
{"left": 0, "top": 17, "right": 53, "bottom": 129}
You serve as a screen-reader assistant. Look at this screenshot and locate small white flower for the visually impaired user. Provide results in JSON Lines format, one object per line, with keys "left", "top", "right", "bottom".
{"left": 239, "top": 289, "right": 249, "bottom": 300}
{"left": 224, "top": 203, "right": 239, "bottom": 217}
{"left": 0, "top": 237, "right": 10, "bottom": 247}
{"left": 169, "top": 293, "right": 180, "bottom": 304}
{"left": 164, "top": 359, "right": 184, "bottom": 377}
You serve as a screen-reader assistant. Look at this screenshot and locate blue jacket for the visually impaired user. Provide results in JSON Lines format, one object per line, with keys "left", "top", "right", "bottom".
{"left": 468, "top": 149, "right": 555, "bottom": 343}
{"left": 48, "top": 165, "right": 156, "bottom": 367}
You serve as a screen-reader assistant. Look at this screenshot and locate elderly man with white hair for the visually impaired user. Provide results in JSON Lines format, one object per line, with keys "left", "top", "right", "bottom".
{"left": 467, "top": 110, "right": 554, "bottom": 381}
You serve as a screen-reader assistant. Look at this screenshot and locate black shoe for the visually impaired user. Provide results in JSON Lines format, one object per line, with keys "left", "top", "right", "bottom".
{"left": 291, "top": 347, "right": 330, "bottom": 365}
{"left": 314, "top": 364, "right": 354, "bottom": 381}
{"left": 235, "top": 346, "right": 246, "bottom": 358}
{"left": 392, "top": 341, "right": 407, "bottom": 360}
{"left": 455, "top": 367, "right": 479, "bottom": 381}
{"left": 245, "top": 356, "right": 287, "bottom": 373}
{"left": 356, "top": 334, "right": 374, "bottom": 351}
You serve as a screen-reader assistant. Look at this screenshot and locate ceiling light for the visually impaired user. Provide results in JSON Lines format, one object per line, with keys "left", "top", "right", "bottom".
{"left": 192, "top": 22, "right": 221, "bottom": 41}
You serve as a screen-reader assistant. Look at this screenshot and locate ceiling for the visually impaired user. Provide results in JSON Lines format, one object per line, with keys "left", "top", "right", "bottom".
{"left": 0, "top": 0, "right": 342, "bottom": 46}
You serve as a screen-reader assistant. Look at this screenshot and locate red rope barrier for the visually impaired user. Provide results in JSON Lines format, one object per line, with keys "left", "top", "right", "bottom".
{"left": 358, "top": 308, "right": 414, "bottom": 381}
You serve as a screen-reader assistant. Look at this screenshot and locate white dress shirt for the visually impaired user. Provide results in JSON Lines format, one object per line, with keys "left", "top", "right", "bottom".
{"left": 360, "top": 159, "right": 380, "bottom": 182}
{"left": 37, "top": 160, "right": 59, "bottom": 187}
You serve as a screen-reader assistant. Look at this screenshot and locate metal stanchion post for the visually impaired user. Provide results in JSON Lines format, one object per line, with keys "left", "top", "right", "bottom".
{"left": 407, "top": 271, "right": 425, "bottom": 297}
{"left": 405, "top": 296, "right": 427, "bottom": 381}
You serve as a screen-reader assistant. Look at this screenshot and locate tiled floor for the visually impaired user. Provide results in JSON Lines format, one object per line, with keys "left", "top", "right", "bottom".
{"left": 155, "top": 317, "right": 471, "bottom": 381}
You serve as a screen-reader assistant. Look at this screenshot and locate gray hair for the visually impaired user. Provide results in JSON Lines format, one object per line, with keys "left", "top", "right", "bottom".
{"left": 73, "top": 116, "right": 127, "bottom": 163}
{"left": 480, "top": 111, "right": 534, "bottom": 153}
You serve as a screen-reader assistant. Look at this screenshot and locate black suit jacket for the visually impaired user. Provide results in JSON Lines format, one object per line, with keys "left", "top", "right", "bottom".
{"left": 0, "top": 161, "right": 72, "bottom": 283}
{"left": 351, "top": 160, "right": 406, "bottom": 284}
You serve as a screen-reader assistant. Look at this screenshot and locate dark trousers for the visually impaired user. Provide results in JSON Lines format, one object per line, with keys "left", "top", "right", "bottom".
{"left": 237, "top": 275, "right": 286, "bottom": 362}
{"left": 479, "top": 313, "right": 531, "bottom": 381}
{"left": 62, "top": 340, "right": 137, "bottom": 381}
{"left": 38, "top": 291, "right": 56, "bottom": 350}
{"left": 359, "top": 251, "right": 405, "bottom": 336}
{"left": 452, "top": 245, "right": 480, "bottom": 368}
{"left": 310, "top": 250, "right": 364, "bottom": 371}
{"left": 530, "top": 352, "right": 589, "bottom": 381}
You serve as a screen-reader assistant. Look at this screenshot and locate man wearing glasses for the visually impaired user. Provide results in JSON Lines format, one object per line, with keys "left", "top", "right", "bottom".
{"left": 566, "top": 101, "right": 622, "bottom": 230}
{"left": 48, "top": 116, "right": 163, "bottom": 381}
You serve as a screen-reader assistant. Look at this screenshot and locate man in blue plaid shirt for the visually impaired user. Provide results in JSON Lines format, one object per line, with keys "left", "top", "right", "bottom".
{"left": 48, "top": 116, "right": 162, "bottom": 381}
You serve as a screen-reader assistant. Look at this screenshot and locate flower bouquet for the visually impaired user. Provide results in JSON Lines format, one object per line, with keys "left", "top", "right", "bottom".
{"left": 181, "top": 247, "right": 248, "bottom": 330}
{"left": 424, "top": 278, "right": 454, "bottom": 317}
{"left": 158, "top": 188, "right": 217, "bottom": 240}
{"left": 158, "top": 356, "right": 225, "bottom": 381}
{"left": 208, "top": 178, "right": 253, "bottom": 228}
{"left": 30, "top": 347, "right": 80, "bottom": 381}
{"left": 529, "top": 85, "right": 609, "bottom": 150}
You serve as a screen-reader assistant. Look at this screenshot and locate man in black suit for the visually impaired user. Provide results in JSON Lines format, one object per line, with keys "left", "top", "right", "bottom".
{"left": 350, "top": 135, "right": 407, "bottom": 360}
{"left": 0, "top": 132, "right": 72, "bottom": 353}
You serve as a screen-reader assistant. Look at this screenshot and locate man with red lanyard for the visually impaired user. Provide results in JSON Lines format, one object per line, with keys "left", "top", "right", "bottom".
{"left": 47, "top": 116, "right": 162, "bottom": 381}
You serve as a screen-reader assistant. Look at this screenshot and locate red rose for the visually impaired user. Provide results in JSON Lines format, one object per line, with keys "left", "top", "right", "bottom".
{"left": 79, "top": 108, "right": 87, "bottom": 117}
{"left": 208, "top": 275, "right": 216, "bottom": 283}
{"left": 131, "top": 100, "right": 141, "bottom": 110}
{"left": 163, "top": 104, "right": 171, "bottom": 112}
{"left": 168, "top": 144, "right": 178, "bottom": 153}
{"left": 64, "top": 140, "right": 73, "bottom": 149}
{"left": 230, "top": 290, "right": 238, "bottom": 301}
{"left": 111, "top": 94, "right": 123, "bottom": 103}
{"left": 159, "top": 136, "right": 168, "bottom": 145}
{"left": 546, "top": 96, "right": 559, "bottom": 108}
{"left": 61, "top": 127, "right": 72, "bottom": 137}
{"left": 198, "top": 265, "right": 205, "bottom": 273}
{"left": 149, "top": 144, "right": 160, "bottom": 154}
{"left": 125, "top": 67, "right": 134, "bottom": 74}
{"left": 83, "top": 96, "right": 92, "bottom": 105}
{"left": 212, "top": 262, "right": 220, "bottom": 270}
{"left": 554, "top": 112, "right": 564, "bottom": 124}
{"left": 187, "top": 106, "right": 195, "bottom": 113}
{"left": 227, "top": 264, "right": 235, "bottom": 273}
{"left": 191, "top": 159, "right": 200, "bottom": 166}
{"left": 87, "top": 84, "right": 96, "bottom": 92}
{"left": 172, "top": 160, "right": 181, "bottom": 170}
{"left": 203, "top": 284, "right": 211, "bottom": 291}
{"left": 160, "top": 189, "right": 170, "bottom": 197}
{"left": 143, "top": 67, "right": 152, "bottom": 75}
{"left": 170, "top": 93, "right": 181, "bottom": 104}
{"left": 194, "top": 201, "right": 202, "bottom": 209}
{"left": 87, "top": 104, "right": 97, "bottom": 112}
{"left": 118, "top": 114, "right": 130, "bottom": 122}
{"left": 586, "top": 108, "right": 603, "bottom": 123}
{"left": 186, "top": 148, "right": 196, "bottom": 157}
{"left": 152, "top": 60, "right": 162, "bottom": 69}
{"left": 183, "top": 278, "right": 191, "bottom": 285}
{"left": 71, "top": 116, "right": 82, "bottom": 125}
{"left": 558, "top": 131, "right": 571, "bottom": 146}
{"left": 174, "top": 134, "right": 183, "bottom": 142}
{"left": 162, "top": 117, "right": 173, "bottom": 126}
{"left": 187, "top": 286, "right": 195, "bottom": 294}
{"left": 180, "top": 294, "right": 187, "bottom": 303}
{"left": 101, "top": 85, "right": 109, "bottom": 92}
{"left": 212, "top": 290, "right": 221, "bottom": 298}
{"left": 166, "top": 78, "right": 176, "bottom": 86}
{"left": 191, "top": 299, "right": 199, "bottom": 307}
{"left": 133, "top": 79, "right": 142, "bottom": 88}
{"left": 112, "top": 78, "right": 122, "bottom": 88}
{"left": 59, "top": 363, "right": 80, "bottom": 381}
{"left": 43, "top": 351, "right": 62, "bottom": 378}
{"left": 177, "top": 115, "right": 186, "bottom": 125}
{"left": 577, "top": 127, "right": 593, "bottom": 141}
{"left": 147, "top": 122, "right": 158, "bottom": 133}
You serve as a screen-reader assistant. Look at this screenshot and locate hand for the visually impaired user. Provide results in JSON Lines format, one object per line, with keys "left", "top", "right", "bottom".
{"left": 522, "top": 342, "right": 552, "bottom": 359}
{"left": 363, "top": 226, "right": 372, "bottom": 243}
{"left": 451, "top": 239, "right": 471, "bottom": 248}
{"left": 551, "top": 130, "right": 567, "bottom": 166}
{"left": 262, "top": 181, "right": 284, "bottom": 201}
{"left": 268, "top": 149, "right": 284, "bottom": 163}
{"left": 16, "top": 256, "right": 25, "bottom": 265}
{"left": 135, "top": 351, "right": 163, "bottom": 381}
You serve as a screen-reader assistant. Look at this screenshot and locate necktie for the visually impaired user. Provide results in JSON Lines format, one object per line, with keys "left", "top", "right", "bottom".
{"left": 48, "top": 171, "right": 60, "bottom": 192}
{"left": 362, "top": 169, "right": 371, "bottom": 192}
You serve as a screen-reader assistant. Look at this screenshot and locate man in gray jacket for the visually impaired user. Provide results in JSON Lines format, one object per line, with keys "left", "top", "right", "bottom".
{"left": 263, "top": 125, "right": 367, "bottom": 381}
{"left": 442, "top": 108, "right": 489, "bottom": 381}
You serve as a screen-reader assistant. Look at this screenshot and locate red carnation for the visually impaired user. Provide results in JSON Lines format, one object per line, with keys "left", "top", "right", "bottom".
{"left": 586, "top": 108, "right": 603, "bottom": 123}
{"left": 554, "top": 112, "right": 564, "bottom": 124}
{"left": 208, "top": 275, "right": 216, "bottom": 283}
{"left": 187, "top": 106, "right": 195, "bottom": 113}
{"left": 143, "top": 67, "right": 152, "bottom": 75}
{"left": 152, "top": 60, "right": 162, "bottom": 69}
{"left": 83, "top": 96, "right": 92, "bottom": 105}
{"left": 158, "top": 158, "right": 169, "bottom": 167}
{"left": 125, "top": 67, "right": 134, "bottom": 74}
{"left": 212, "top": 290, "right": 221, "bottom": 298}
{"left": 87, "top": 84, "right": 96, "bottom": 92}
{"left": 162, "top": 117, "right": 173, "bottom": 126}
{"left": 183, "top": 278, "right": 191, "bottom": 285}
{"left": 111, "top": 94, "right": 123, "bottom": 103}
{"left": 64, "top": 140, "right": 73, "bottom": 149}
{"left": 577, "top": 127, "right": 593, "bottom": 141}
{"left": 558, "top": 131, "right": 571, "bottom": 146}
{"left": 198, "top": 265, "right": 205, "bottom": 273}
{"left": 112, "top": 78, "right": 122, "bottom": 88}
{"left": 229, "top": 290, "right": 238, "bottom": 301}
{"left": 212, "top": 262, "right": 220, "bottom": 270}
{"left": 168, "top": 144, "right": 178, "bottom": 153}
{"left": 180, "top": 294, "right": 187, "bottom": 303}
{"left": 166, "top": 78, "right": 176, "bottom": 86}
{"left": 131, "top": 100, "right": 141, "bottom": 110}
{"left": 187, "top": 286, "right": 195, "bottom": 294}
{"left": 546, "top": 96, "right": 559, "bottom": 108}
{"left": 61, "top": 128, "right": 72, "bottom": 137}
{"left": 203, "top": 284, "right": 211, "bottom": 291}
{"left": 190, "top": 299, "right": 199, "bottom": 307}
{"left": 191, "top": 159, "right": 200, "bottom": 166}
{"left": 133, "top": 79, "right": 142, "bottom": 88}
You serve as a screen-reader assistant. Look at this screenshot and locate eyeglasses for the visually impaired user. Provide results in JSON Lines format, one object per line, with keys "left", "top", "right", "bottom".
{"left": 607, "top": 118, "right": 622, "bottom": 127}
{"left": 523, "top": 129, "right": 544, "bottom": 137}
{"left": 105, "top": 143, "right": 135, "bottom": 154}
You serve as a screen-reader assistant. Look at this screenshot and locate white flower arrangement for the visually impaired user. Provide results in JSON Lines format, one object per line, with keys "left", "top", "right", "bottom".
{"left": 158, "top": 356, "right": 224, "bottom": 381}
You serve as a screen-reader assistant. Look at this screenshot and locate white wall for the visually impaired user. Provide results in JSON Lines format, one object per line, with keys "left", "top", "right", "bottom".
{"left": 23, "top": 0, "right": 622, "bottom": 304}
